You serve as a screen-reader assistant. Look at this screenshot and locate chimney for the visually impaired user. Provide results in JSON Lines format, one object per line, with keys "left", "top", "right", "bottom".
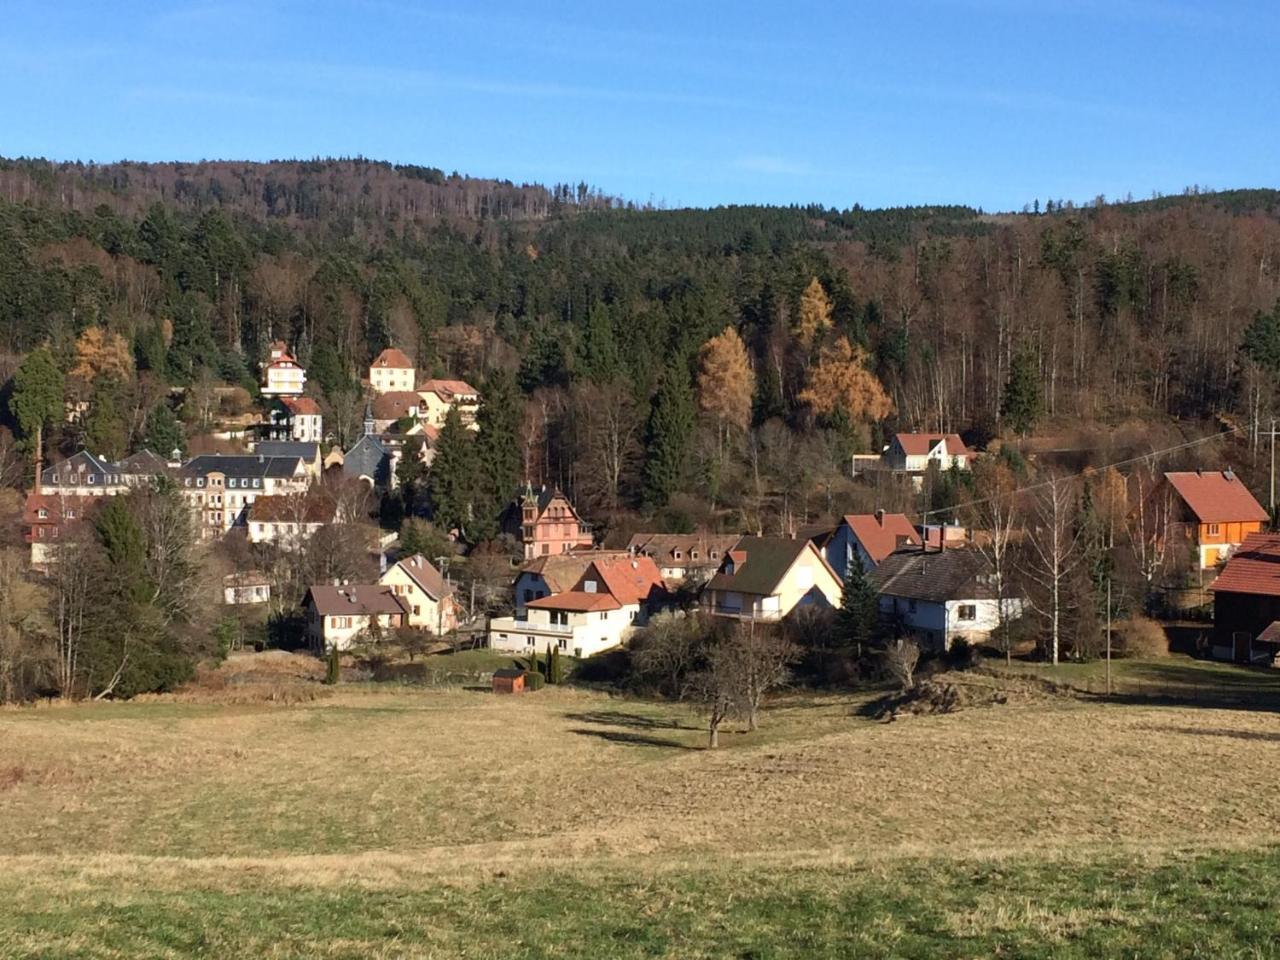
{"left": 1224, "top": 468, "right": 1235, "bottom": 481}
{"left": 875, "top": 508, "right": 885, "bottom": 527}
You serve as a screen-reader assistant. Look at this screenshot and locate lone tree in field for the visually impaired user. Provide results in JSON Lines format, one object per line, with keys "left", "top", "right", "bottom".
{"left": 692, "top": 622, "right": 798, "bottom": 747}
{"left": 882, "top": 637, "right": 921, "bottom": 691}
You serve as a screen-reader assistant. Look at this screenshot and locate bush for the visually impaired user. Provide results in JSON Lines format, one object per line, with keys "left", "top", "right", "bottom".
{"left": 524, "top": 669, "right": 545, "bottom": 691}
{"left": 1116, "top": 617, "right": 1169, "bottom": 658}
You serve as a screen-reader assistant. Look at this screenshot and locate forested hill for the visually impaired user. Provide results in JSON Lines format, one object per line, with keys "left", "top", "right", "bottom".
{"left": 2, "top": 154, "right": 1280, "bottom": 523}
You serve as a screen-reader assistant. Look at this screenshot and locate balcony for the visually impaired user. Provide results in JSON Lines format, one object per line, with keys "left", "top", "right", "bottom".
{"left": 704, "top": 602, "right": 783, "bottom": 622}
{"left": 489, "top": 616, "right": 573, "bottom": 636}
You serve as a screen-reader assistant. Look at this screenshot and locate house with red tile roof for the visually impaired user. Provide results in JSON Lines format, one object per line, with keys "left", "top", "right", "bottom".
{"left": 368, "top": 347, "right": 416, "bottom": 395}
{"left": 268, "top": 396, "right": 323, "bottom": 443}
{"left": 418, "top": 378, "right": 481, "bottom": 431}
{"left": 1165, "top": 469, "right": 1268, "bottom": 570}
{"left": 883, "top": 433, "right": 974, "bottom": 485}
{"left": 827, "top": 511, "right": 923, "bottom": 579}
{"left": 1208, "top": 532, "right": 1280, "bottom": 663}
{"left": 22, "top": 491, "right": 94, "bottom": 568}
{"left": 489, "top": 554, "right": 667, "bottom": 658}
{"left": 260, "top": 344, "right": 306, "bottom": 397}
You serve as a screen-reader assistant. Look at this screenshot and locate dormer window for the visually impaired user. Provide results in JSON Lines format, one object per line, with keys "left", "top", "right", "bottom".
{"left": 673, "top": 551, "right": 682, "bottom": 560}
{"left": 37, "top": 508, "right": 48, "bottom": 519}
{"left": 87, "top": 476, "right": 96, "bottom": 485}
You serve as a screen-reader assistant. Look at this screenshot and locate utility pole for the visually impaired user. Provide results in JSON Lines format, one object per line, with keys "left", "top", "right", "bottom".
{"left": 1105, "top": 578, "right": 1112, "bottom": 696}
{"left": 1271, "top": 417, "right": 1277, "bottom": 520}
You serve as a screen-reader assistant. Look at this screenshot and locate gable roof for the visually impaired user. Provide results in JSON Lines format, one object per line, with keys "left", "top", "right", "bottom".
{"left": 626, "top": 533, "right": 739, "bottom": 567}
{"left": 343, "top": 436, "right": 392, "bottom": 484}
{"left": 705, "top": 536, "right": 836, "bottom": 597}
{"left": 387, "top": 554, "right": 454, "bottom": 600}
{"left": 869, "top": 545, "right": 995, "bottom": 603}
{"left": 371, "top": 347, "right": 414, "bottom": 370}
{"left": 516, "top": 484, "right": 579, "bottom": 519}
{"left": 1209, "top": 533, "right": 1280, "bottom": 597}
{"left": 894, "top": 433, "right": 973, "bottom": 458}
{"left": 42, "top": 448, "right": 169, "bottom": 485}
{"left": 420, "top": 378, "right": 479, "bottom": 399}
{"left": 1165, "top": 470, "right": 1268, "bottom": 524}
{"left": 844, "top": 513, "right": 922, "bottom": 565}
{"left": 23, "top": 492, "right": 94, "bottom": 525}
{"left": 517, "top": 552, "right": 612, "bottom": 593}
{"left": 371, "top": 391, "right": 421, "bottom": 421}
{"left": 305, "top": 584, "right": 407, "bottom": 617}
{"left": 280, "top": 396, "right": 322, "bottom": 416}
{"left": 581, "top": 555, "right": 665, "bottom": 605}
{"left": 526, "top": 591, "right": 621, "bottom": 612}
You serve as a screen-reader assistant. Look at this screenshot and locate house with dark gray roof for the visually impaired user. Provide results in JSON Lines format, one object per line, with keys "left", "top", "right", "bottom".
{"left": 178, "top": 454, "right": 310, "bottom": 537}
{"left": 40, "top": 448, "right": 171, "bottom": 497}
{"left": 701, "top": 536, "right": 842, "bottom": 622}
{"left": 252, "top": 441, "right": 322, "bottom": 476}
{"left": 343, "top": 435, "right": 393, "bottom": 487}
{"left": 869, "top": 545, "right": 1025, "bottom": 652}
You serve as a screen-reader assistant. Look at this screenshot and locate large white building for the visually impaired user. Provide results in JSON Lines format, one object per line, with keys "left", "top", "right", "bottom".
{"left": 178, "top": 454, "right": 310, "bottom": 538}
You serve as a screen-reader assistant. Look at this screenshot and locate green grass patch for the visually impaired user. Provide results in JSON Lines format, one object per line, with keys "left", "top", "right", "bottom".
{"left": 5, "top": 849, "right": 1280, "bottom": 958}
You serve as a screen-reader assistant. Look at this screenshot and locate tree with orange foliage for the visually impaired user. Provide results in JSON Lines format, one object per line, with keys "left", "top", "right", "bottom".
{"left": 696, "top": 326, "right": 755, "bottom": 432}
{"left": 798, "top": 337, "right": 893, "bottom": 422}
{"left": 794, "top": 277, "right": 832, "bottom": 346}
{"left": 70, "top": 327, "right": 134, "bottom": 385}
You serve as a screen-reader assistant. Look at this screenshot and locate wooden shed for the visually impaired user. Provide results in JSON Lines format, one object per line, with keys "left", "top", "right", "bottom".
{"left": 492, "top": 667, "right": 527, "bottom": 694}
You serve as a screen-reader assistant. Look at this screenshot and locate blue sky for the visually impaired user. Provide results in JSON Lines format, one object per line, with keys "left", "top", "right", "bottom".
{"left": 1, "top": 1, "right": 1276, "bottom": 210}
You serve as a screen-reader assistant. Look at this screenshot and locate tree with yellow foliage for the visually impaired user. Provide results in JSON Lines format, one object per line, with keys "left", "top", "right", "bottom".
{"left": 798, "top": 337, "right": 893, "bottom": 422}
{"left": 696, "top": 326, "right": 755, "bottom": 432}
{"left": 69, "top": 327, "right": 134, "bottom": 385}
{"left": 795, "top": 277, "right": 832, "bottom": 346}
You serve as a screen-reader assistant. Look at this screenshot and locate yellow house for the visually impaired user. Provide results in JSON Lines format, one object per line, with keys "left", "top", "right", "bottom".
{"left": 418, "top": 379, "right": 481, "bottom": 431}
{"left": 702, "top": 536, "right": 843, "bottom": 622}
{"left": 369, "top": 347, "right": 416, "bottom": 395}
{"left": 379, "top": 554, "right": 458, "bottom": 634}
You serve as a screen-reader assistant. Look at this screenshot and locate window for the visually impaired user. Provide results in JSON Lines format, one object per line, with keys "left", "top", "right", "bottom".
{"left": 583, "top": 579, "right": 598, "bottom": 593}
{"left": 599, "top": 611, "right": 608, "bottom": 621}
{"left": 37, "top": 508, "right": 47, "bottom": 519}
{"left": 88, "top": 475, "right": 96, "bottom": 485}
{"left": 229, "top": 478, "right": 238, "bottom": 489}
{"left": 958, "top": 604, "right": 976, "bottom": 621}
{"left": 65, "top": 510, "right": 75, "bottom": 519}
{"left": 1208, "top": 523, "right": 1221, "bottom": 536}
{"left": 413, "top": 605, "right": 421, "bottom": 616}
{"left": 197, "top": 478, "right": 205, "bottom": 488}
{"left": 558, "top": 639, "right": 567, "bottom": 650}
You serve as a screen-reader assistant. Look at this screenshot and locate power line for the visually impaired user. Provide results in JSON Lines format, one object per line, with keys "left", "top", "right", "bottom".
{"left": 921, "top": 425, "right": 1245, "bottom": 522}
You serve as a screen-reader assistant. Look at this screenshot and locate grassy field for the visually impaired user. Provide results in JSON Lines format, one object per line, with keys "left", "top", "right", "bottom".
{"left": 5, "top": 653, "right": 1280, "bottom": 957}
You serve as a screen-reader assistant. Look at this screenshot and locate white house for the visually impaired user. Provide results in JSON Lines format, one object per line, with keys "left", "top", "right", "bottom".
{"left": 702, "top": 536, "right": 843, "bottom": 622}
{"left": 883, "top": 433, "right": 975, "bottom": 478}
{"left": 223, "top": 572, "right": 271, "bottom": 605}
{"left": 380, "top": 554, "right": 458, "bottom": 634}
{"left": 178, "top": 455, "right": 310, "bottom": 538}
{"left": 369, "top": 347, "right": 416, "bottom": 395}
{"left": 869, "top": 544, "right": 1024, "bottom": 653}
{"left": 269, "top": 396, "right": 324, "bottom": 443}
{"left": 304, "top": 584, "right": 407, "bottom": 651}
{"left": 39, "top": 449, "right": 170, "bottom": 497}
{"left": 490, "top": 555, "right": 666, "bottom": 658}
{"left": 512, "top": 551, "right": 621, "bottom": 615}
{"left": 261, "top": 342, "right": 307, "bottom": 397}
{"left": 246, "top": 494, "right": 335, "bottom": 547}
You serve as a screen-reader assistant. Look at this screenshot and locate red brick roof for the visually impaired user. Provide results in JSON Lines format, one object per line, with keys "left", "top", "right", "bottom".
{"left": 22, "top": 492, "right": 93, "bottom": 525}
{"left": 371, "top": 391, "right": 421, "bottom": 421}
{"left": 582, "top": 555, "right": 665, "bottom": 605}
{"left": 1209, "top": 533, "right": 1280, "bottom": 597}
{"left": 281, "top": 396, "right": 321, "bottom": 416}
{"left": 420, "top": 378, "right": 479, "bottom": 399}
{"left": 526, "top": 591, "right": 621, "bottom": 612}
{"left": 248, "top": 495, "right": 336, "bottom": 524}
{"left": 895, "top": 433, "right": 973, "bottom": 458}
{"left": 371, "top": 347, "right": 414, "bottom": 370}
{"left": 844, "top": 513, "right": 922, "bottom": 565}
{"left": 1165, "top": 470, "right": 1268, "bottom": 524}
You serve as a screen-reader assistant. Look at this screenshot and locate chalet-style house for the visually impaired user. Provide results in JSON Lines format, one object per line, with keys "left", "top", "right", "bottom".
{"left": 1165, "top": 469, "right": 1268, "bottom": 571}
{"left": 501, "top": 484, "right": 592, "bottom": 559}
{"left": 701, "top": 536, "right": 843, "bottom": 622}
{"left": 380, "top": 554, "right": 458, "bottom": 634}
{"left": 179, "top": 454, "right": 309, "bottom": 538}
{"left": 490, "top": 555, "right": 666, "bottom": 658}
{"left": 513, "top": 551, "right": 624, "bottom": 615}
{"left": 883, "top": 433, "right": 975, "bottom": 478}
{"left": 869, "top": 544, "right": 1024, "bottom": 653}
{"left": 419, "top": 379, "right": 481, "bottom": 430}
{"left": 22, "top": 492, "right": 92, "bottom": 568}
{"left": 246, "top": 494, "right": 336, "bottom": 546}
{"left": 223, "top": 572, "right": 271, "bottom": 605}
{"left": 260, "top": 341, "right": 306, "bottom": 397}
{"left": 304, "top": 584, "right": 407, "bottom": 651}
{"left": 40, "top": 449, "right": 170, "bottom": 497}
{"left": 369, "top": 347, "right": 416, "bottom": 395}
{"left": 1208, "top": 533, "right": 1280, "bottom": 663}
{"left": 626, "top": 533, "right": 739, "bottom": 583}
{"left": 267, "top": 396, "right": 323, "bottom": 443}
{"left": 826, "top": 511, "right": 922, "bottom": 579}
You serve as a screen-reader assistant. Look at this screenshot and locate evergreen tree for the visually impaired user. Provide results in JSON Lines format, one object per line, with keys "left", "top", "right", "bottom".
{"left": 579, "top": 302, "right": 620, "bottom": 382}
{"left": 10, "top": 345, "right": 64, "bottom": 460}
{"left": 1000, "top": 350, "right": 1042, "bottom": 436}
{"left": 83, "top": 378, "right": 128, "bottom": 460}
{"left": 95, "top": 496, "right": 149, "bottom": 605}
{"left": 835, "top": 559, "right": 879, "bottom": 655}
{"left": 396, "top": 435, "right": 429, "bottom": 513}
{"left": 1242, "top": 301, "right": 1280, "bottom": 373}
{"left": 550, "top": 645, "right": 564, "bottom": 684}
{"left": 428, "top": 407, "right": 479, "bottom": 540}
{"left": 144, "top": 402, "right": 185, "bottom": 457}
{"left": 474, "top": 368, "right": 522, "bottom": 532}
{"left": 325, "top": 645, "right": 341, "bottom": 685}
{"left": 643, "top": 362, "right": 694, "bottom": 507}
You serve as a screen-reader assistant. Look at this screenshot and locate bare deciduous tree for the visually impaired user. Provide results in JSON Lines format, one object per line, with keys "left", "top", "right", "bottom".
{"left": 631, "top": 611, "right": 708, "bottom": 700}
{"left": 1023, "top": 473, "right": 1085, "bottom": 665}
{"left": 693, "top": 622, "right": 797, "bottom": 746}
{"left": 881, "top": 636, "right": 921, "bottom": 691}
{"left": 967, "top": 460, "right": 1021, "bottom": 664}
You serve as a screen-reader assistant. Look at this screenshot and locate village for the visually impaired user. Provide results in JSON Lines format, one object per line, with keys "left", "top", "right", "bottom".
{"left": 18, "top": 337, "right": 1280, "bottom": 694}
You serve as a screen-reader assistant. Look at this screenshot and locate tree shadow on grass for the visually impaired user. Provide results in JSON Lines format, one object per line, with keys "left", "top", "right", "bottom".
{"left": 563, "top": 710, "right": 696, "bottom": 731}
{"left": 1136, "top": 723, "right": 1280, "bottom": 743}
{"left": 568, "top": 728, "right": 699, "bottom": 750}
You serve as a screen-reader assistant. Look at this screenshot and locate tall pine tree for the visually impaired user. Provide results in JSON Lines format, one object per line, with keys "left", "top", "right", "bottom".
{"left": 474, "top": 368, "right": 522, "bottom": 535}
{"left": 835, "top": 558, "right": 879, "bottom": 656}
{"left": 10, "top": 346, "right": 64, "bottom": 466}
{"left": 428, "top": 407, "right": 479, "bottom": 540}
{"left": 1000, "top": 350, "right": 1042, "bottom": 436}
{"left": 643, "top": 361, "right": 694, "bottom": 508}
